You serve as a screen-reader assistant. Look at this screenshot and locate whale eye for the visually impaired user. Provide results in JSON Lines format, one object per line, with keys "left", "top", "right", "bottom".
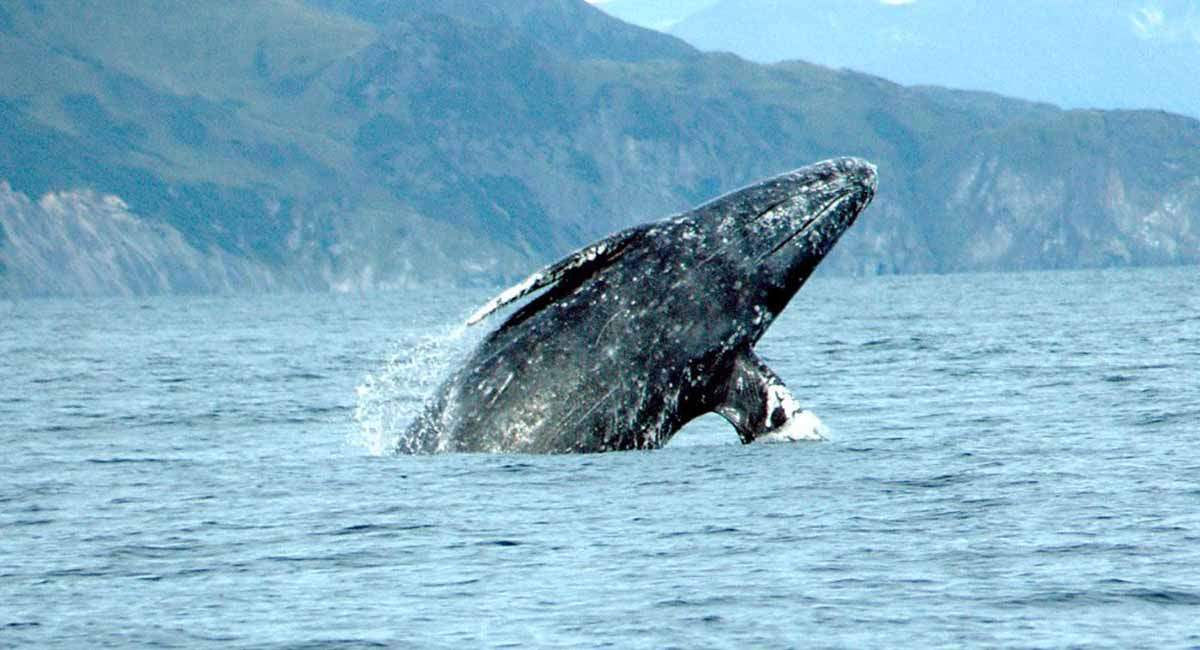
{"left": 770, "top": 406, "right": 788, "bottom": 428}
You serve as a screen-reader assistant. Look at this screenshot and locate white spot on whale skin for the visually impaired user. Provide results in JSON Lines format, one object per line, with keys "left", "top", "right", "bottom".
{"left": 757, "top": 410, "right": 829, "bottom": 443}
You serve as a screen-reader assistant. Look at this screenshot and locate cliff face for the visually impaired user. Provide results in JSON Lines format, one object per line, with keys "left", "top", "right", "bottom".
{"left": 0, "top": 182, "right": 277, "bottom": 297}
{"left": 1, "top": 0, "right": 1198, "bottom": 297}
{"left": 936, "top": 151, "right": 1200, "bottom": 272}
{"left": 828, "top": 106, "right": 1200, "bottom": 274}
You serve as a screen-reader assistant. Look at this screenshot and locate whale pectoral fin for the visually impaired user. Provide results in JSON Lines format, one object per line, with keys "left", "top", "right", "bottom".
{"left": 715, "top": 351, "right": 827, "bottom": 444}
{"left": 466, "top": 224, "right": 649, "bottom": 326}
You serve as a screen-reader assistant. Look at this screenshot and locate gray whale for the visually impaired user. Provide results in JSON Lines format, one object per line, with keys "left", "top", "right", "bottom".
{"left": 404, "top": 157, "right": 877, "bottom": 453}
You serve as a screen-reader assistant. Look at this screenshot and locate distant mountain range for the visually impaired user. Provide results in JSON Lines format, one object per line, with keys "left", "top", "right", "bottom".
{"left": 602, "top": 0, "right": 1200, "bottom": 118}
{"left": 2, "top": 0, "right": 1199, "bottom": 297}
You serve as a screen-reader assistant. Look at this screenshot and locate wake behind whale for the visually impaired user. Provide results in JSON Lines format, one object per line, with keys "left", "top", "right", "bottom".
{"left": 401, "top": 158, "right": 878, "bottom": 454}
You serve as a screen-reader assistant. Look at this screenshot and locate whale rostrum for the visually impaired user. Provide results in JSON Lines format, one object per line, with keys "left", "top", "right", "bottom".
{"left": 403, "top": 157, "right": 878, "bottom": 453}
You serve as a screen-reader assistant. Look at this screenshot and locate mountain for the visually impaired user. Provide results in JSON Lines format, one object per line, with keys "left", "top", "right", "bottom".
{"left": 2, "top": 0, "right": 1199, "bottom": 298}
{"left": 662, "top": 0, "right": 1200, "bottom": 118}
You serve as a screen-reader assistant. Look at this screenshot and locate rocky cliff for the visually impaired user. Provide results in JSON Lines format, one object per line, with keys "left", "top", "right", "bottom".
{"left": 1, "top": 0, "right": 1198, "bottom": 297}
{"left": 0, "top": 182, "right": 278, "bottom": 296}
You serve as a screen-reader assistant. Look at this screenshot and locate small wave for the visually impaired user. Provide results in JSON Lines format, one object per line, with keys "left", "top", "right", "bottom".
{"left": 1034, "top": 542, "right": 1141, "bottom": 556}
{"left": 496, "top": 461, "right": 538, "bottom": 473}
{"left": 660, "top": 525, "right": 742, "bottom": 538}
{"left": 4, "top": 519, "right": 54, "bottom": 527}
{"left": 883, "top": 472, "right": 976, "bottom": 489}
{"left": 1135, "top": 410, "right": 1192, "bottom": 426}
{"left": 476, "top": 539, "right": 522, "bottom": 547}
{"left": 43, "top": 567, "right": 111, "bottom": 578}
{"left": 1013, "top": 587, "right": 1200, "bottom": 607}
{"left": 284, "top": 641, "right": 391, "bottom": 649}
{"left": 282, "top": 371, "right": 326, "bottom": 381}
{"left": 86, "top": 457, "right": 170, "bottom": 464}
{"left": 110, "top": 543, "right": 201, "bottom": 558}
{"left": 420, "top": 578, "right": 482, "bottom": 589}
{"left": 1124, "top": 589, "right": 1200, "bottom": 605}
{"left": 655, "top": 595, "right": 737, "bottom": 607}
{"left": 319, "top": 523, "right": 435, "bottom": 536}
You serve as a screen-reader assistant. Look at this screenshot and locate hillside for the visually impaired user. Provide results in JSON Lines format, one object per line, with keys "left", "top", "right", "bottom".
{"left": 2, "top": 0, "right": 1199, "bottom": 297}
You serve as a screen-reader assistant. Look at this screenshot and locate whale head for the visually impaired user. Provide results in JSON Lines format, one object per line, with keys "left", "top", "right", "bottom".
{"left": 688, "top": 157, "right": 877, "bottom": 334}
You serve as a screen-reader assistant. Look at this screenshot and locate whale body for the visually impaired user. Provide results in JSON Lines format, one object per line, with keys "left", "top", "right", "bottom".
{"left": 403, "top": 157, "right": 878, "bottom": 453}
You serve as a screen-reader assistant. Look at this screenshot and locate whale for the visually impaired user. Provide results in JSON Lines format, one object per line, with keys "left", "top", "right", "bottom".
{"left": 402, "top": 157, "right": 878, "bottom": 453}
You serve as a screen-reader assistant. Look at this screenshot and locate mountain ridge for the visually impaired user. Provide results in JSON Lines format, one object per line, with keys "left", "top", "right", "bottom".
{"left": 1, "top": 0, "right": 1198, "bottom": 298}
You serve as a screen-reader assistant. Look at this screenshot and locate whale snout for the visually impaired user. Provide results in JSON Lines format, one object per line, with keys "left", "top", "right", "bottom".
{"left": 842, "top": 156, "right": 877, "bottom": 182}
{"left": 774, "top": 157, "right": 878, "bottom": 241}
{"left": 747, "top": 157, "right": 879, "bottom": 311}
{"left": 825, "top": 156, "right": 877, "bottom": 203}
{"left": 844, "top": 158, "right": 877, "bottom": 217}
{"left": 849, "top": 157, "right": 877, "bottom": 195}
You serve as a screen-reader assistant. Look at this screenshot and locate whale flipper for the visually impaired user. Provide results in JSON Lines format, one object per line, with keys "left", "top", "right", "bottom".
{"left": 716, "top": 351, "right": 826, "bottom": 443}
{"left": 466, "top": 225, "right": 649, "bottom": 326}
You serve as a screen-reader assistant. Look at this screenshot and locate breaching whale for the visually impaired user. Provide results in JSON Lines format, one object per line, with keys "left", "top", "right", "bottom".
{"left": 403, "top": 157, "right": 877, "bottom": 453}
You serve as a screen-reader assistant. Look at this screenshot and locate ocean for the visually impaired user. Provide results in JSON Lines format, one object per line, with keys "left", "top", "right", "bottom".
{"left": 2, "top": 266, "right": 1198, "bottom": 648}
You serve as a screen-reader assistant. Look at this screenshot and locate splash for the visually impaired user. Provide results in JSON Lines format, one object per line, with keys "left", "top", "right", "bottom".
{"left": 350, "top": 322, "right": 481, "bottom": 456}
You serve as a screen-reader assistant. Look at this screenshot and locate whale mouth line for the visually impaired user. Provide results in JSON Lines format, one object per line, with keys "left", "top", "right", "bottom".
{"left": 752, "top": 197, "right": 795, "bottom": 223}
{"left": 760, "top": 192, "right": 851, "bottom": 261}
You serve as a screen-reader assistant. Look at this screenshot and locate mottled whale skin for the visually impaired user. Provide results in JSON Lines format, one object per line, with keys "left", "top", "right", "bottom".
{"left": 403, "top": 157, "right": 878, "bottom": 454}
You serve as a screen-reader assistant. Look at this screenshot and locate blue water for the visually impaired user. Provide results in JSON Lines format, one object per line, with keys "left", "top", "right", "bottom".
{"left": 2, "top": 267, "right": 1199, "bottom": 648}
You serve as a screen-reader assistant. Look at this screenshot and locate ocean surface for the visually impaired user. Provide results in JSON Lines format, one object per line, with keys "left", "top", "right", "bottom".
{"left": 2, "top": 266, "right": 1198, "bottom": 648}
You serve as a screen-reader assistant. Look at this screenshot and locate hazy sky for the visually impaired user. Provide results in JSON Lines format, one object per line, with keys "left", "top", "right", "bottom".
{"left": 587, "top": 0, "right": 720, "bottom": 30}
{"left": 594, "top": 0, "right": 1200, "bottom": 117}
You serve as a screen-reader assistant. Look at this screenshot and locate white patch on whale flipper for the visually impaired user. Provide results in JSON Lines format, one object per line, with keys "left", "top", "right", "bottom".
{"left": 756, "top": 410, "right": 829, "bottom": 443}
{"left": 758, "top": 384, "right": 829, "bottom": 442}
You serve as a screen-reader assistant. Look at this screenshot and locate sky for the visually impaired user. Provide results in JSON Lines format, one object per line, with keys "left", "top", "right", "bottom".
{"left": 592, "top": 0, "right": 1200, "bottom": 117}
{"left": 587, "top": 0, "right": 720, "bottom": 30}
